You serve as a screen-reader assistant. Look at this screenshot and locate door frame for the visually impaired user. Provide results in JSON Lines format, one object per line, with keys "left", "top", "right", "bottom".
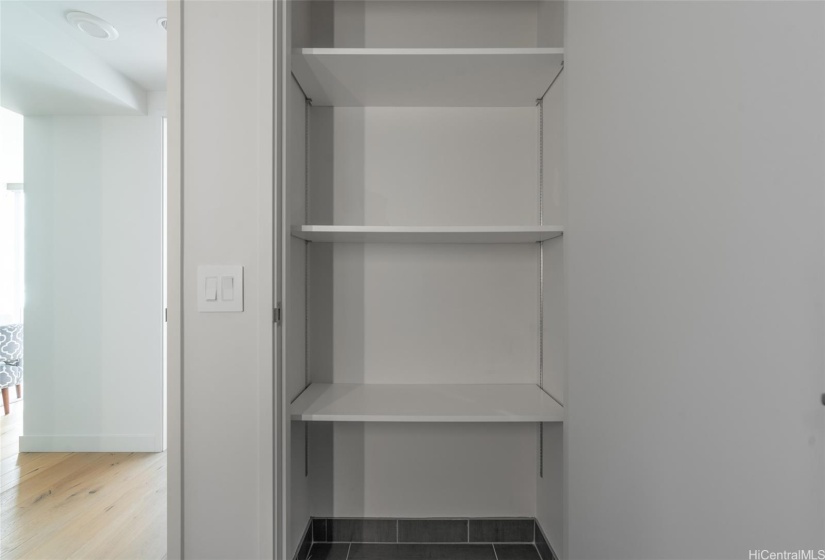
{"left": 166, "top": 0, "right": 182, "bottom": 556}
{"left": 166, "top": 1, "right": 278, "bottom": 557}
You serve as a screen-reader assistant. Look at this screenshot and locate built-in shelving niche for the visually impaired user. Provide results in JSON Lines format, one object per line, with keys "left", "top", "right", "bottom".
{"left": 282, "top": 3, "right": 567, "bottom": 559}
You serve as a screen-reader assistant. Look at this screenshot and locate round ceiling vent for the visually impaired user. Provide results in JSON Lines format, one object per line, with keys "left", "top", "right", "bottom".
{"left": 157, "top": 17, "right": 168, "bottom": 31}
{"left": 65, "top": 11, "right": 119, "bottom": 40}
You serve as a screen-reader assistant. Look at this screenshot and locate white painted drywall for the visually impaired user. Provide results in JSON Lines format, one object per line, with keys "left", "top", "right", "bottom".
{"left": 22, "top": 116, "right": 163, "bottom": 452}
{"left": 330, "top": 1, "right": 540, "bottom": 48}
{"left": 311, "top": 422, "right": 538, "bottom": 518}
{"left": 538, "top": 69, "right": 565, "bottom": 554}
{"left": 542, "top": 71, "right": 566, "bottom": 405}
{"left": 180, "top": 1, "right": 274, "bottom": 558}
{"left": 0, "top": 107, "right": 25, "bottom": 326}
{"left": 565, "top": 2, "right": 825, "bottom": 559}
{"left": 0, "top": 107, "right": 23, "bottom": 185}
{"left": 286, "top": 73, "right": 311, "bottom": 556}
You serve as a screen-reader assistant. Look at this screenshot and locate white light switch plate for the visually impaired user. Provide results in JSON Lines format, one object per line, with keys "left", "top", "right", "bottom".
{"left": 197, "top": 265, "right": 243, "bottom": 312}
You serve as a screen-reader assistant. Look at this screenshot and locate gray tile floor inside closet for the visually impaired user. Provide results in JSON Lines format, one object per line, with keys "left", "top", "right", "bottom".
{"left": 307, "top": 542, "right": 542, "bottom": 560}
{"left": 302, "top": 519, "right": 554, "bottom": 560}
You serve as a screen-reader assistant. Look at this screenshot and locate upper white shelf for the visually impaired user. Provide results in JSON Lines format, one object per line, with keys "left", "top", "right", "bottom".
{"left": 292, "top": 225, "right": 563, "bottom": 244}
{"left": 291, "top": 383, "right": 564, "bottom": 423}
{"left": 292, "top": 48, "right": 564, "bottom": 107}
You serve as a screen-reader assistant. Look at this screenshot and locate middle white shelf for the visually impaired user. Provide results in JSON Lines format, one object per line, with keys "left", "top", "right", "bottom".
{"left": 292, "top": 225, "right": 563, "bottom": 244}
{"left": 291, "top": 383, "right": 564, "bottom": 423}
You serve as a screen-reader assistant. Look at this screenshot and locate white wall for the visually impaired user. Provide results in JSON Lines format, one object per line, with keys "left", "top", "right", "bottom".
{"left": 565, "top": 2, "right": 825, "bottom": 559}
{"left": 328, "top": 1, "right": 540, "bottom": 48}
{"left": 0, "top": 107, "right": 25, "bottom": 326}
{"left": 285, "top": 73, "right": 311, "bottom": 556}
{"left": 0, "top": 107, "right": 24, "bottom": 184}
{"left": 22, "top": 115, "right": 164, "bottom": 452}
{"left": 311, "top": 422, "right": 537, "bottom": 518}
{"left": 180, "top": 1, "right": 274, "bottom": 558}
{"left": 537, "top": 70, "right": 565, "bottom": 554}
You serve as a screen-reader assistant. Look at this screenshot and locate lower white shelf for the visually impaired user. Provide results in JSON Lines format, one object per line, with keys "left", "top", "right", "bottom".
{"left": 290, "top": 383, "right": 564, "bottom": 423}
{"left": 292, "top": 225, "right": 563, "bottom": 244}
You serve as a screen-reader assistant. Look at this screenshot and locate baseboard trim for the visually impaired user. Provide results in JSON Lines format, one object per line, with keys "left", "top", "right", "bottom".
{"left": 19, "top": 434, "right": 162, "bottom": 452}
{"left": 535, "top": 519, "right": 560, "bottom": 560}
{"left": 291, "top": 519, "right": 312, "bottom": 560}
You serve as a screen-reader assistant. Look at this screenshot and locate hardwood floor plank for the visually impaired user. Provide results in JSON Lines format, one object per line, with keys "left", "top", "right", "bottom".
{"left": 2, "top": 453, "right": 162, "bottom": 547}
{"left": 64, "top": 461, "right": 167, "bottom": 560}
{"left": 0, "top": 400, "right": 166, "bottom": 559}
{"left": 0, "top": 453, "right": 75, "bottom": 493}
{"left": 13, "top": 455, "right": 167, "bottom": 560}
{"left": 1, "top": 452, "right": 114, "bottom": 514}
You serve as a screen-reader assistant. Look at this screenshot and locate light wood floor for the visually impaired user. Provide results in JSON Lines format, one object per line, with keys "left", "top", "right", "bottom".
{"left": 1, "top": 399, "right": 167, "bottom": 559}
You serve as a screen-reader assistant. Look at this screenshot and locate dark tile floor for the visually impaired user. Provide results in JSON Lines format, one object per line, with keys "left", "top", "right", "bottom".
{"left": 307, "top": 542, "right": 542, "bottom": 560}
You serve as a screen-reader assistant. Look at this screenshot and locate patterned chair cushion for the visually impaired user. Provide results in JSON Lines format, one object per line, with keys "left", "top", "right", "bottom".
{"left": 0, "top": 324, "right": 23, "bottom": 361}
{"left": 0, "top": 324, "right": 23, "bottom": 389}
{"left": 0, "top": 364, "right": 22, "bottom": 388}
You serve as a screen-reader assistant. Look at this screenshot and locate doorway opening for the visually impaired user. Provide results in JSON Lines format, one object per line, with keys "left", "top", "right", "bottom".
{"left": 0, "top": 1, "right": 168, "bottom": 558}
{"left": 0, "top": 107, "right": 25, "bottom": 418}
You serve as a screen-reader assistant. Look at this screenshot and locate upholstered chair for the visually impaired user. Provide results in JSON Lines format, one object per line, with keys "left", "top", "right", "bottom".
{"left": 0, "top": 324, "right": 23, "bottom": 415}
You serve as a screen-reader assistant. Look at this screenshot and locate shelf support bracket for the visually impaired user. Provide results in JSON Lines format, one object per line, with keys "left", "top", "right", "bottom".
{"left": 537, "top": 95, "right": 545, "bottom": 478}
{"left": 537, "top": 63, "right": 564, "bottom": 104}
{"left": 304, "top": 97, "right": 312, "bottom": 478}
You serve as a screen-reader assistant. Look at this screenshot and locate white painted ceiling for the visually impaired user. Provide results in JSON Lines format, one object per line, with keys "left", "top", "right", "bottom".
{"left": 1, "top": 0, "right": 166, "bottom": 116}
{"left": 24, "top": 0, "right": 167, "bottom": 91}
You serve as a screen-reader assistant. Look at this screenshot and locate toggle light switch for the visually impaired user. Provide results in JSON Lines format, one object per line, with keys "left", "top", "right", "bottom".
{"left": 221, "top": 276, "right": 234, "bottom": 301}
{"left": 205, "top": 277, "right": 218, "bottom": 301}
{"left": 197, "top": 265, "right": 244, "bottom": 312}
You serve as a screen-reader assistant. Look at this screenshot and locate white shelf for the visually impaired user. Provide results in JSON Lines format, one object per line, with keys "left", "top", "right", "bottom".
{"left": 291, "top": 225, "right": 563, "bottom": 244}
{"left": 291, "top": 383, "right": 564, "bottom": 423}
{"left": 292, "top": 48, "right": 564, "bottom": 107}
